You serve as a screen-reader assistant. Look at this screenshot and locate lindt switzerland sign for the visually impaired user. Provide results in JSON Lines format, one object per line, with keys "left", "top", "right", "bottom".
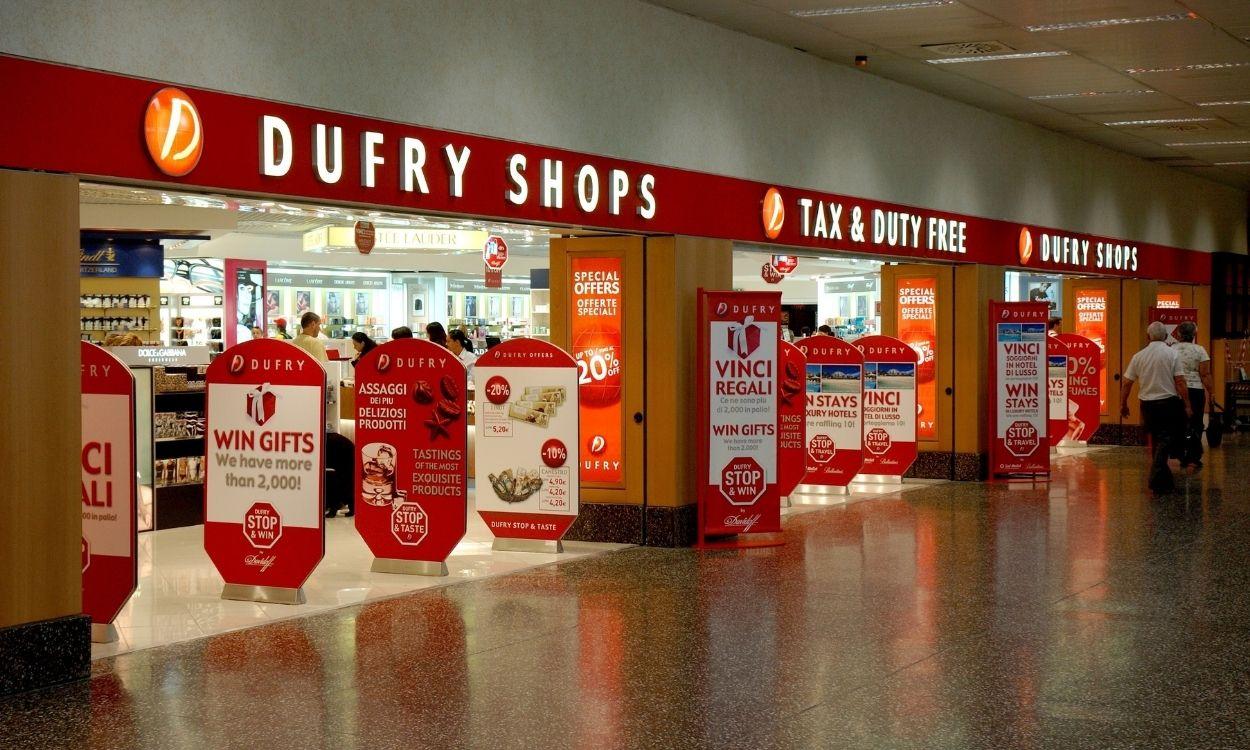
{"left": 698, "top": 290, "right": 783, "bottom": 539}
{"left": 0, "top": 55, "right": 1210, "bottom": 285}
{"left": 204, "top": 340, "right": 326, "bottom": 599}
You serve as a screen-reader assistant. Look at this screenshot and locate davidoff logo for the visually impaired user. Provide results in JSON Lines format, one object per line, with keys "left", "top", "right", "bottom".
{"left": 724, "top": 513, "right": 762, "bottom": 532}
{"left": 144, "top": 87, "right": 203, "bottom": 177}
{"left": 244, "top": 554, "right": 276, "bottom": 572}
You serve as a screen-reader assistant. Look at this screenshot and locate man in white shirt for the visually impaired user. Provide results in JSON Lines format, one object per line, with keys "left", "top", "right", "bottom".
{"left": 1121, "top": 322, "right": 1191, "bottom": 494}
{"left": 291, "top": 312, "right": 329, "bottom": 363}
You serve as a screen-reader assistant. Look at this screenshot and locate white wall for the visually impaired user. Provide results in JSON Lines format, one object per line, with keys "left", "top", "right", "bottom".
{"left": 1, "top": 0, "right": 1243, "bottom": 252}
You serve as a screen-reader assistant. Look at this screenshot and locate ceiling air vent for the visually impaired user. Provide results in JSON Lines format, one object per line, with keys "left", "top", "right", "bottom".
{"left": 921, "top": 40, "right": 1014, "bottom": 57}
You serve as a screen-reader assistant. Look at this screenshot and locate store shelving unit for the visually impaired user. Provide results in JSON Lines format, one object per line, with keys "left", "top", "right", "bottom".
{"left": 79, "top": 278, "right": 161, "bottom": 342}
{"left": 151, "top": 366, "right": 209, "bottom": 529}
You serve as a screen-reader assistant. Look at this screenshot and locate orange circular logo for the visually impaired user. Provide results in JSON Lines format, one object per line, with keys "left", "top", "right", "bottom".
{"left": 1018, "top": 227, "right": 1033, "bottom": 265}
{"left": 144, "top": 87, "right": 203, "bottom": 177}
{"left": 762, "top": 188, "right": 784, "bottom": 239}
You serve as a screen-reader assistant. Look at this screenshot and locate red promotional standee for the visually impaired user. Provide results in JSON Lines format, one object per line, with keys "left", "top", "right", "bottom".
{"left": 570, "top": 255, "right": 625, "bottom": 486}
{"left": 204, "top": 339, "right": 326, "bottom": 602}
{"left": 1047, "top": 336, "right": 1070, "bottom": 449}
{"left": 989, "top": 302, "right": 1050, "bottom": 477}
{"left": 795, "top": 335, "right": 865, "bottom": 488}
{"left": 777, "top": 342, "right": 808, "bottom": 498}
{"left": 697, "top": 289, "right": 784, "bottom": 547}
{"left": 80, "top": 342, "right": 137, "bottom": 640}
{"left": 474, "top": 338, "right": 580, "bottom": 546}
{"left": 854, "top": 335, "right": 918, "bottom": 477}
{"left": 354, "top": 339, "right": 468, "bottom": 575}
{"left": 1056, "top": 334, "right": 1102, "bottom": 443}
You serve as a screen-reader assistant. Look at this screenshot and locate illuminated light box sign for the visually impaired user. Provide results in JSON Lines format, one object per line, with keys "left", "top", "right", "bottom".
{"left": 80, "top": 342, "right": 137, "bottom": 641}
{"left": 268, "top": 272, "right": 389, "bottom": 290}
{"left": 109, "top": 346, "right": 212, "bottom": 367}
{"left": 203, "top": 339, "right": 326, "bottom": 603}
{"left": 896, "top": 277, "right": 937, "bottom": 441}
{"left": 570, "top": 256, "right": 625, "bottom": 486}
{"left": 1073, "top": 288, "right": 1109, "bottom": 412}
{"left": 80, "top": 237, "right": 164, "bottom": 278}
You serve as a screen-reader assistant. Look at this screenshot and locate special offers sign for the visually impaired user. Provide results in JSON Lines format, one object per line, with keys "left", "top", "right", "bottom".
{"left": 699, "top": 290, "right": 782, "bottom": 537}
{"left": 204, "top": 340, "right": 326, "bottom": 591}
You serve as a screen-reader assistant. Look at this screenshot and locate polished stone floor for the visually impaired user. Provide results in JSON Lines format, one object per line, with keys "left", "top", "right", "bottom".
{"left": 4, "top": 443, "right": 1250, "bottom": 749}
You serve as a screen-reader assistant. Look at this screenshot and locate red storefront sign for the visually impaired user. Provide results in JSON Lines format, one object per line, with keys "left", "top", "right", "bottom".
{"left": 569, "top": 256, "right": 624, "bottom": 485}
{"left": 0, "top": 55, "right": 1211, "bottom": 285}
{"left": 698, "top": 290, "right": 783, "bottom": 540}
{"left": 777, "top": 341, "right": 807, "bottom": 497}
{"left": 795, "top": 335, "right": 864, "bottom": 487}
{"left": 1149, "top": 306, "right": 1199, "bottom": 345}
{"left": 204, "top": 340, "right": 326, "bottom": 595}
{"left": 474, "top": 338, "right": 580, "bottom": 541}
{"left": 854, "top": 335, "right": 918, "bottom": 476}
{"left": 354, "top": 339, "right": 468, "bottom": 570}
{"left": 896, "top": 277, "right": 937, "bottom": 440}
{"left": 989, "top": 302, "right": 1050, "bottom": 476}
{"left": 1047, "top": 336, "right": 1070, "bottom": 448}
{"left": 80, "top": 342, "right": 137, "bottom": 629}
{"left": 1056, "top": 334, "right": 1102, "bottom": 442}
{"left": 1073, "top": 288, "right": 1108, "bottom": 412}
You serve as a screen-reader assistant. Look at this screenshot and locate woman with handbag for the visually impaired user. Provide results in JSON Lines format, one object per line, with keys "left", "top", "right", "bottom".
{"left": 1174, "top": 321, "right": 1215, "bottom": 470}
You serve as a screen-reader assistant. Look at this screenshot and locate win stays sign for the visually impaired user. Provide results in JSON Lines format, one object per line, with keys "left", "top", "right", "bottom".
{"left": 989, "top": 302, "right": 1050, "bottom": 476}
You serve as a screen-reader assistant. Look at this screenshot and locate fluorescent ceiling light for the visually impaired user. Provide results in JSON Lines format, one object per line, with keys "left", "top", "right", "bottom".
{"left": 1026, "top": 12, "right": 1194, "bottom": 33}
{"left": 1165, "top": 140, "right": 1250, "bottom": 146}
{"left": 1103, "top": 117, "right": 1214, "bottom": 126}
{"left": 1127, "top": 62, "right": 1250, "bottom": 74}
{"left": 1198, "top": 100, "right": 1250, "bottom": 107}
{"left": 927, "top": 51, "right": 1068, "bottom": 65}
{"left": 1215, "top": 161, "right": 1250, "bottom": 165}
{"left": 1029, "top": 90, "right": 1156, "bottom": 100}
{"left": 791, "top": 0, "right": 953, "bottom": 17}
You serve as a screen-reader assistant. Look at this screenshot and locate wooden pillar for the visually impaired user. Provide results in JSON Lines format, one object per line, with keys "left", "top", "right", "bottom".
{"left": 952, "top": 264, "right": 1004, "bottom": 480}
{"left": 0, "top": 170, "right": 88, "bottom": 695}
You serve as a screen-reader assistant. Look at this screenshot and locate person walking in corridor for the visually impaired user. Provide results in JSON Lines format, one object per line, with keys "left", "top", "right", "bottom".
{"left": 1120, "top": 321, "right": 1190, "bottom": 494}
{"left": 1173, "top": 321, "right": 1215, "bottom": 471}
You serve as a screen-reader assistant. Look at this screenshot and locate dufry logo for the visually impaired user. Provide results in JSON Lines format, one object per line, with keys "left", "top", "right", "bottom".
{"left": 144, "top": 87, "right": 203, "bottom": 177}
{"left": 1018, "top": 227, "right": 1034, "bottom": 265}
{"left": 762, "top": 188, "right": 784, "bottom": 240}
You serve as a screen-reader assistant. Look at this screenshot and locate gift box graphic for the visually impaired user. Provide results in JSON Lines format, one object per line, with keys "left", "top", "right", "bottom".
{"left": 247, "top": 383, "right": 277, "bottom": 426}
{"left": 727, "top": 316, "right": 762, "bottom": 359}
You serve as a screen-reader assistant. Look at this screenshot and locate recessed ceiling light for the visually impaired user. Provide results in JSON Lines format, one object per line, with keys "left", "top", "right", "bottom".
{"left": 1215, "top": 161, "right": 1250, "bottom": 165}
{"left": 1026, "top": 12, "right": 1195, "bottom": 33}
{"left": 1197, "top": 100, "right": 1250, "bottom": 107}
{"left": 1029, "top": 90, "right": 1157, "bottom": 100}
{"left": 1127, "top": 62, "right": 1250, "bottom": 74}
{"left": 1165, "top": 140, "right": 1250, "bottom": 146}
{"left": 791, "top": 0, "right": 953, "bottom": 17}
{"left": 1104, "top": 117, "right": 1214, "bottom": 126}
{"left": 927, "top": 50, "right": 1069, "bottom": 64}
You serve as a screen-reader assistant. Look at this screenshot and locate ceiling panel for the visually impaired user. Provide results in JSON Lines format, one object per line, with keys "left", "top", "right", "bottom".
{"left": 645, "top": 0, "right": 1250, "bottom": 186}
